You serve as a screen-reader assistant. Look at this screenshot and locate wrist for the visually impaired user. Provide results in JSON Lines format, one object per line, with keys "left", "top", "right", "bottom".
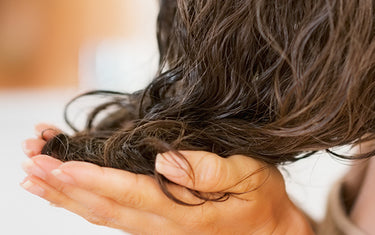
{"left": 251, "top": 196, "right": 314, "bottom": 235}
{"left": 272, "top": 198, "right": 315, "bottom": 235}
{"left": 284, "top": 204, "right": 315, "bottom": 235}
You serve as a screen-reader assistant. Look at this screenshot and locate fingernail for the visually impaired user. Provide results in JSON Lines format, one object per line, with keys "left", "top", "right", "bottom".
{"left": 51, "top": 169, "right": 75, "bottom": 184}
{"left": 22, "top": 159, "right": 47, "bottom": 180}
{"left": 21, "top": 180, "right": 45, "bottom": 197}
{"left": 155, "top": 152, "right": 189, "bottom": 178}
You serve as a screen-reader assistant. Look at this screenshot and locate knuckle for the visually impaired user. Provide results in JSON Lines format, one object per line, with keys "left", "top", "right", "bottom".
{"left": 226, "top": 155, "right": 273, "bottom": 193}
{"left": 234, "top": 177, "right": 258, "bottom": 194}
{"left": 237, "top": 165, "right": 272, "bottom": 194}
{"left": 40, "top": 186, "right": 69, "bottom": 206}
{"left": 123, "top": 192, "right": 144, "bottom": 208}
{"left": 87, "top": 205, "right": 106, "bottom": 217}
{"left": 85, "top": 215, "right": 109, "bottom": 226}
{"left": 251, "top": 165, "right": 272, "bottom": 187}
{"left": 87, "top": 203, "right": 113, "bottom": 218}
{"left": 117, "top": 174, "right": 145, "bottom": 208}
{"left": 48, "top": 201, "right": 64, "bottom": 208}
{"left": 54, "top": 182, "right": 74, "bottom": 195}
{"left": 196, "top": 156, "right": 224, "bottom": 191}
{"left": 86, "top": 203, "right": 119, "bottom": 227}
{"left": 111, "top": 173, "right": 158, "bottom": 210}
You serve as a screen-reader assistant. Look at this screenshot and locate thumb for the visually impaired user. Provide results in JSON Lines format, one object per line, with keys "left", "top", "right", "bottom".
{"left": 155, "top": 151, "right": 272, "bottom": 193}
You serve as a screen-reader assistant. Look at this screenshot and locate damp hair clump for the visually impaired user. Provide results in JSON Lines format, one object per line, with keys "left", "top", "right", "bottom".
{"left": 42, "top": 0, "right": 375, "bottom": 205}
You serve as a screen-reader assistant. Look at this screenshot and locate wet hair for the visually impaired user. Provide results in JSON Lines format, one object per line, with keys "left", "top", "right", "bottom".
{"left": 42, "top": 0, "right": 375, "bottom": 205}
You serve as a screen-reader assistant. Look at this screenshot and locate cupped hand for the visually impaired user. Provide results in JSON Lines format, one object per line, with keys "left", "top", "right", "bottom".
{"left": 21, "top": 123, "right": 313, "bottom": 235}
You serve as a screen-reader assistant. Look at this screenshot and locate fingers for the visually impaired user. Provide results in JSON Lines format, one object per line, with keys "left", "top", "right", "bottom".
{"left": 34, "top": 123, "right": 61, "bottom": 140}
{"left": 22, "top": 123, "right": 62, "bottom": 158}
{"left": 22, "top": 155, "right": 175, "bottom": 210}
{"left": 53, "top": 160, "right": 185, "bottom": 212}
{"left": 22, "top": 155, "right": 65, "bottom": 189}
{"left": 21, "top": 156, "right": 177, "bottom": 233}
{"left": 155, "top": 151, "right": 272, "bottom": 194}
{"left": 21, "top": 151, "right": 277, "bottom": 232}
{"left": 21, "top": 175, "right": 172, "bottom": 233}
{"left": 49, "top": 165, "right": 215, "bottom": 231}
{"left": 21, "top": 175, "right": 93, "bottom": 222}
{"left": 22, "top": 138, "right": 47, "bottom": 157}
{"left": 26, "top": 155, "right": 212, "bottom": 222}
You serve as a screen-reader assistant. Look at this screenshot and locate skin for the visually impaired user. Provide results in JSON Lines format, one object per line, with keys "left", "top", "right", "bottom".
{"left": 21, "top": 123, "right": 314, "bottom": 235}
{"left": 345, "top": 141, "right": 375, "bottom": 234}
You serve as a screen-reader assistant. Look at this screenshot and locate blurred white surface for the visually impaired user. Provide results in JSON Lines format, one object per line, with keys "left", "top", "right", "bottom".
{"left": 79, "top": 39, "right": 158, "bottom": 91}
{"left": 282, "top": 151, "right": 350, "bottom": 220}
{"left": 0, "top": 89, "right": 127, "bottom": 235}
{"left": 0, "top": 89, "right": 351, "bottom": 235}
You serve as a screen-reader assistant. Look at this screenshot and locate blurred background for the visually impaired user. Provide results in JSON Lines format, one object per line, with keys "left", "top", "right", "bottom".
{"left": 0, "top": 1, "right": 350, "bottom": 234}
{"left": 0, "top": 0, "right": 158, "bottom": 89}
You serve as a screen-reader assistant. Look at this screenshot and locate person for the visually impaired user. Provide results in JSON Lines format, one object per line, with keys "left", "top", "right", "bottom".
{"left": 21, "top": 123, "right": 314, "bottom": 234}
{"left": 22, "top": 0, "right": 375, "bottom": 234}
{"left": 21, "top": 125, "right": 375, "bottom": 234}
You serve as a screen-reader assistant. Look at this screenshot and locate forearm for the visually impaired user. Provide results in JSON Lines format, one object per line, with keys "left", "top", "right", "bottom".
{"left": 342, "top": 141, "right": 373, "bottom": 209}
{"left": 350, "top": 156, "right": 375, "bottom": 234}
{"left": 281, "top": 202, "right": 315, "bottom": 235}
{"left": 255, "top": 198, "right": 315, "bottom": 235}
{"left": 342, "top": 140, "right": 375, "bottom": 234}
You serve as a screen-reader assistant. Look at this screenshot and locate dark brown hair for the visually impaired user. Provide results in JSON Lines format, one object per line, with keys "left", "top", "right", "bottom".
{"left": 42, "top": 0, "right": 375, "bottom": 204}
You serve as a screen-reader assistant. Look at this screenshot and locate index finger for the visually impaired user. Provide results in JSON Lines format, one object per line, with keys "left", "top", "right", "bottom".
{"left": 50, "top": 160, "right": 204, "bottom": 216}
{"left": 22, "top": 138, "right": 47, "bottom": 158}
{"left": 35, "top": 123, "right": 62, "bottom": 140}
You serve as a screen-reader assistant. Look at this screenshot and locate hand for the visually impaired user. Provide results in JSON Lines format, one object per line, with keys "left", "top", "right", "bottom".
{"left": 21, "top": 123, "right": 314, "bottom": 235}
{"left": 22, "top": 123, "right": 62, "bottom": 158}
